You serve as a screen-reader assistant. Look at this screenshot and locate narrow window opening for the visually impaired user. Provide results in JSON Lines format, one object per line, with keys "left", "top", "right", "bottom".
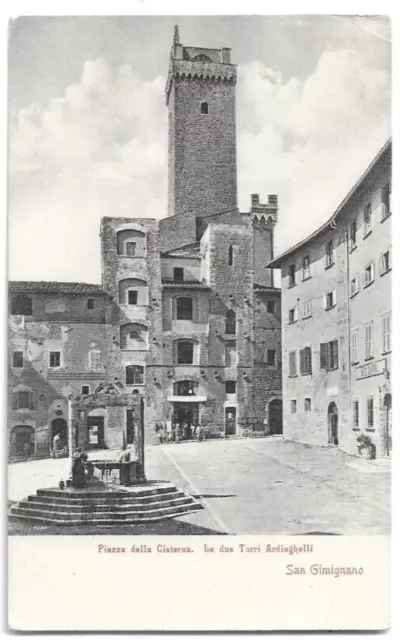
{"left": 201, "top": 102, "right": 209, "bottom": 114}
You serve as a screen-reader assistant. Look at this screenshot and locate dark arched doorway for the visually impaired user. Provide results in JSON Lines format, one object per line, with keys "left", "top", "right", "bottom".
{"left": 269, "top": 399, "right": 283, "bottom": 435}
{"left": 327, "top": 402, "right": 339, "bottom": 445}
{"left": 10, "top": 425, "right": 34, "bottom": 457}
{"left": 51, "top": 418, "right": 68, "bottom": 449}
{"left": 383, "top": 393, "right": 392, "bottom": 457}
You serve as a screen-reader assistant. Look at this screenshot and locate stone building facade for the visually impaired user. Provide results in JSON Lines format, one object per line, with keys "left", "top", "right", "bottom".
{"left": 8, "top": 29, "right": 283, "bottom": 456}
{"left": 268, "top": 140, "right": 391, "bottom": 459}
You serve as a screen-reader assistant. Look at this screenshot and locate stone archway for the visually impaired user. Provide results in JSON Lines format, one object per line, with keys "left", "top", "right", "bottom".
{"left": 328, "top": 402, "right": 339, "bottom": 445}
{"left": 10, "top": 425, "right": 35, "bottom": 457}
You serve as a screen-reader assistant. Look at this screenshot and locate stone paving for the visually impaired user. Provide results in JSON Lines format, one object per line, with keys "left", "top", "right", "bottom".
{"left": 8, "top": 437, "right": 391, "bottom": 535}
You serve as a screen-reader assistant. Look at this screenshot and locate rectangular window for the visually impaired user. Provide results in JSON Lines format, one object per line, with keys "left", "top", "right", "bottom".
{"left": 303, "top": 301, "right": 312, "bottom": 318}
{"left": 15, "top": 391, "right": 31, "bottom": 409}
{"left": 267, "top": 349, "right": 276, "bottom": 366}
{"left": 380, "top": 250, "right": 391, "bottom": 275}
{"left": 320, "top": 340, "right": 338, "bottom": 371}
{"left": 290, "top": 399, "right": 297, "bottom": 414}
{"left": 87, "top": 298, "right": 95, "bottom": 310}
{"left": 364, "top": 203, "right": 372, "bottom": 235}
{"left": 288, "top": 307, "right": 298, "bottom": 324}
{"left": 300, "top": 347, "right": 312, "bottom": 375}
{"left": 289, "top": 351, "right": 297, "bottom": 377}
{"left": 49, "top": 351, "right": 61, "bottom": 368}
{"left": 81, "top": 385, "right": 90, "bottom": 395}
{"left": 350, "top": 276, "right": 359, "bottom": 297}
{"left": 225, "top": 381, "right": 236, "bottom": 395}
{"left": 324, "top": 291, "right": 336, "bottom": 310}
{"left": 351, "top": 329, "right": 359, "bottom": 363}
{"left": 364, "top": 262, "right": 375, "bottom": 287}
{"left": 353, "top": 400, "right": 359, "bottom": 428}
{"left": 365, "top": 322, "right": 373, "bottom": 359}
{"left": 126, "top": 242, "right": 136, "bottom": 256}
{"left": 325, "top": 240, "right": 334, "bottom": 268}
{"left": 128, "top": 290, "right": 138, "bottom": 305}
{"left": 367, "top": 396, "right": 374, "bottom": 429}
{"left": 382, "top": 313, "right": 391, "bottom": 353}
{"left": 177, "top": 341, "right": 193, "bottom": 364}
{"left": 304, "top": 398, "right": 312, "bottom": 411}
{"left": 225, "top": 342, "right": 237, "bottom": 368}
{"left": 349, "top": 220, "right": 357, "bottom": 249}
{"left": 288, "top": 264, "right": 296, "bottom": 287}
{"left": 12, "top": 351, "right": 23, "bottom": 368}
{"left": 381, "top": 182, "right": 391, "bottom": 217}
{"left": 89, "top": 349, "right": 102, "bottom": 369}
{"left": 302, "top": 255, "right": 310, "bottom": 280}
{"left": 267, "top": 300, "right": 275, "bottom": 314}
{"left": 173, "top": 267, "right": 184, "bottom": 282}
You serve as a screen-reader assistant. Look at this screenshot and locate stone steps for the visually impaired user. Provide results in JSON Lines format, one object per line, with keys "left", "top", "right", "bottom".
{"left": 21, "top": 495, "right": 192, "bottom": 513}
{"left": 9, "top": 482, "right": 203, "bottom": 525}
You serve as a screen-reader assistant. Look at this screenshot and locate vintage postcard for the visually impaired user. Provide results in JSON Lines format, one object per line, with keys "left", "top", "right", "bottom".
{"left": 7, "top": 14, "right": 391, "bottom": 631}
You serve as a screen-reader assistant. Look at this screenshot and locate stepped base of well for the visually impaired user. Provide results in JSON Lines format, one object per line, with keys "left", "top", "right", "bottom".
{"left": 9, "top": 482, "right": 203, "bottom": 525}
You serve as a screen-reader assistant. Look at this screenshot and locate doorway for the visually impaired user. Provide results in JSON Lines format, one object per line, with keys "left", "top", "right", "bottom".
{"left": 327, "top": 402, "right": 339, "bottom": 445}
{"left": 269, "top": 399, "right": 283, "bottom": 435}
{"left": 51, "top": 418, "right": 68, "bottom": 448}
{"left": 383, "top": 393, "right": 392, "bottom": 457}
{"left": 225, "top": 407, "right": 237, "bottom": 436}
{"left": 86, "top": 416, "right": 105, "bottom": 449}
{"left": 10, "top": 425, "right": 34, "bottom": 457}
{"left": 173, "top": 403, "right": 199, "bottom": 439}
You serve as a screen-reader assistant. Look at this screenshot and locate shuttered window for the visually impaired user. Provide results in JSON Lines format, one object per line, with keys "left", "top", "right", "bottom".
{"left": 320, "top": 340, "right": 338, "bottom": 371}
{"left": 367, "top": 397, "right": 374, "bottom": 428}
{"left": 353, "top": 400, "right": 359, "bottom": 428}
{"left": 13, "top": 390, "right": 35, "bottom": 409}
{"left": 289, "top": 351, "right": 297, "bottom": 377}
{"left": 365, "top": 323, "right": 373, "bottom": 359}
{"left": 351, "top": 329, "right": 359, "bottom": 363}
{"left": 300, "top": 347, "right": 312, "bottom": 375}
{"left": 382, "top": 314, "right": 391, "bottom": 353}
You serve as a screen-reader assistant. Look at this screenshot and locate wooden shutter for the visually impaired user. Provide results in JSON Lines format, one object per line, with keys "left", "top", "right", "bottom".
{"left": 332, "top": 340, "right": 339, "bottom": 369}
{"left": 12, "top": 393, "right": 18, "bottom": 410}
{"left": 332, "top": 290, "right": 337, "bottom": 307}
{"left": 29, "top": 391, "right": 35, "bottom": 409}
{"left": 299, "top": 349, "right": 305, "bottom": 374}
{"left": 320, "top": 343, "right": 328, "bottom": 369}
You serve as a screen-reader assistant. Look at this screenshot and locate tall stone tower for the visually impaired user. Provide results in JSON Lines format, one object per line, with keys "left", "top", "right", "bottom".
{"left": 165, "top": 26, "right": 238, "bottom": 219}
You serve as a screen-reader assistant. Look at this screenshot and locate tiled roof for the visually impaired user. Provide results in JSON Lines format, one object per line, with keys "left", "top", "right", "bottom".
{"left": 9, "top": 281, "right": 105, "bottom": 294}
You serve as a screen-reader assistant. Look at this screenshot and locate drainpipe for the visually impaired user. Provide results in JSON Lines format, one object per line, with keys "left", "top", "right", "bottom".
{"left": 330, "top": 219, "right": 352, "bottom": 402}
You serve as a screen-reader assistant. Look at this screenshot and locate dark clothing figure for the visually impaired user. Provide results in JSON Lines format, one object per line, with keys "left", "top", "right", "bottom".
{"left": 119, "top": 447, "right": 131, "bottom": 486}
{"left": 72, "top": 454, "right": 86, "bottom": 489}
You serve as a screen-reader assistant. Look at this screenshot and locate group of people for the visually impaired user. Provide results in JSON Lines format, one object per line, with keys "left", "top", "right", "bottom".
{"left": 155, "top": 422, "right": 204, "bottom": 444}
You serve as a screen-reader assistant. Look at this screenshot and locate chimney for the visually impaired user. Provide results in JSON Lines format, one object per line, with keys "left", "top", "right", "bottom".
{"left": 251, "top": 194, "right": 260, "bottom": 207}
{"left": 221, "top": 47, "right": 231, "bottom": 64}
{"left": 173, "top": 25, "right": 180, "bottom": 45}
{"left": 268, "top": 194, "right": 278, "bottom": 206}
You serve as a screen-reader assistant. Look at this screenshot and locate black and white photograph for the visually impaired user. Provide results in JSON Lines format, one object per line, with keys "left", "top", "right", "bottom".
{"left": 8, "top": 15, "right": 391, "bottom": 542}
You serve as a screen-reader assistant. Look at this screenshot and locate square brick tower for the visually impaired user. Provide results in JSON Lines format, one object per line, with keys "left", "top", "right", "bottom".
{"left": 166, "top": 26, "right": 238, "bottom": 219}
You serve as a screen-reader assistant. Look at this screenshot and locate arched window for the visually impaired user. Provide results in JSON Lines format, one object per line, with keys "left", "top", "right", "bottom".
{"left": 225, "top": 309, "right": 236, "bottom": 335}
{"left": 126, "top": 365, "right": 144, "bottom": 385}
{"left": 193, "top": 54, "right": 212, "bottom": 62}
{"left": 174, "top": 380, "right": 197, "bottom": 396}
{"left": 201, "top": 102, "right": 209, "bottom": 114}
{"left": 120, "top": 323, "right": 148, "bottom": 351}
{"left": 118, "top": 278, "right": 148, "bottom": 306}
{"left": 116, "top": 228, "right": 146, "bottom": 257}
{"left": 175, "top": 340, "right": 194, "bottom": 364}
{"left": 177, "top": 297, "right": 193, "bottom": 320}
{"left": 228, "top": 245, "right": 234, "bottom": 266}
{"left": 11, "top": 295, "right": 32, "bottom": 316}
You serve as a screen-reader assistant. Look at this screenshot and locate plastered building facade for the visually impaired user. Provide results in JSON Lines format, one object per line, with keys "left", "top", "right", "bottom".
{"left": 8, "top": 29, "right": 282, "bottom": 456}
{"left": 268, "top": 140, "right": 391, "bottom": 459}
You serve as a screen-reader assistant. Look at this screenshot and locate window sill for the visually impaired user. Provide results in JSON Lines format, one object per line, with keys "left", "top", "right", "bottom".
{"left": 300, "top": 372, "right": 312, "bottom": 376}
{"left": 351, "top": 361, "right": 360, "bottom": 366}
{"left": 302, "top": 276, "right": 312, "bottom": 282}
{"left": 352, "top": 427, "right": 361, "bottom": 431}
{"left": 288, "top": 375, "right": 298, "bottom": 379}
{"left": 349, "top": 244, "right": 357, "bottom": 253}
{"left": 325, "top": 304, "right": 336, "bottom": 311}
{"left": 325, "top": 366, "right": 339, "bottom": 372}
{"left": 380, "top": 268, "right": 391, "bottom": 277}
{"left": 288, "top": 283, "right": 296, "bottom": 289}
{"left": 365, "top": 428, "right": 375, "bottom": 432}
{"left": 350, "top": 291, "right": 359, "bottom": 299}
{"left": 363, "top": 230, "right": 372, "bottom": 239}
{"left": 288, "top": 321, "right": 298, "bottom": 326}
{"left": 382, "top": 350, "right": 391, "bottom": 356}
{"left": 363, "top": 280, "right": 374, "bottom": 289}
{"left": 364, "top": 356, "right": 374, "bottom": 362}
{"left": 302, "top": 314, "right": 312, "bottom": 320}
{"left": 325, "top": 262, "right": 335, "bottom": 271}
{"left": 381, "top": 212, "right": 391, "bottom": 223}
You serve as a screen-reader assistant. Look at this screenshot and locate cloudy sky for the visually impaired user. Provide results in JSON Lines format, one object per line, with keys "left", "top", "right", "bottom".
{"left": 9, "top": 15, "right": 391, "bottom": 283}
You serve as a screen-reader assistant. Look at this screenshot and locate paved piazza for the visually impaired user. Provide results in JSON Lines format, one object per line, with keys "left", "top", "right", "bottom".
{"left": 9, "top": 438, "right": 390, "bottom": 535}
